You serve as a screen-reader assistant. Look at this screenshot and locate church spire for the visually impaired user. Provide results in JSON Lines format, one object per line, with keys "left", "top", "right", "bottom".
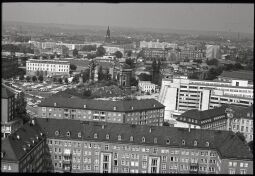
{"left": 105, "top": 26, "right": 111, "bottom": 43}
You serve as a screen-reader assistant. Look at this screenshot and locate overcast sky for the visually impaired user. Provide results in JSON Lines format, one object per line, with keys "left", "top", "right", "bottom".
{"left": 2, "top": 3, "right": 254, "bottom": 34}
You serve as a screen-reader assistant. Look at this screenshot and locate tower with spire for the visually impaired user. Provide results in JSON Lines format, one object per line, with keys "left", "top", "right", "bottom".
{"left": 105, "top": 26, "right": 111, "bottom": 43}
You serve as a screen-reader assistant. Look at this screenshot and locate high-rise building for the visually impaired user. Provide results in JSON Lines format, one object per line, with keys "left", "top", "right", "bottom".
{"left": 158, "top": 77, "right": 253, "bottom": 121}
{"left": 35, "top": 118, "right": 253, "bottom": 174}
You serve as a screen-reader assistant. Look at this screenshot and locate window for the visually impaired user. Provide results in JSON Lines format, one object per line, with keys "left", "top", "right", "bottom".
{"left": 105, "top": 145, "right": 109, "bottom": 151}
{"left": 55, "top": 131, "right": 59, "bottom": 136}
{"left": 206, "top": 141, "right": 209, "bottom": 147}
{"left": 142, "top": 137, "right": 145, "bottom": 143}
{"left": 94, "top": 133, "right": 98, "bottom": 139}
{"left": 78, "top": 132, "right": 81, "bottom": 138}
{"left": 154, "top": 138, "right": 157, "bottom": 144}
{"left": 130, "top": 136, "right": 134, "bottom": 141}
{"left": 106, "top": 134, "right": 109, "bottom": 140}
{"left": 240, "top": 169, "right": 247, "bottom": 174}
{"left": 66, "top": 131, "right": 70, "bottom": 137}
{"left": 162, "top": 156, "right": 167, "bottom": 162}
{"left": 229, "top": 162, "right": 232, "bottom": 167}
{"left": 118, "top": 135, "right": 121, "bottom": 141}
{"left": 182, "top": 140, "right": 185, "bottom": 145}
{"left": 229, "top": 168, "right": 235, "bottom": 174}
{"left": 193, "top": 140, "right": 198, "bottom": 146}
{"left": 166, "top": 139, "right": 170, "bottom": 144}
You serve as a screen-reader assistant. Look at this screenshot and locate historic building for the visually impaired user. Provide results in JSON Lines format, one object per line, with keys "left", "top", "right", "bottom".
{"left": 26, "top": 59, "right": 70, "bottom": 77}
{"left": 36, "top": 118, "right": 253, "bottom": 174}
{"left": 105, "top": 26, "right": 111, "bottom": 43}
{"left": 1, "top": 120, "right": 48, "bottom": 172}
{"left": 38, "top": 97, "right": 165, "bottom": 126}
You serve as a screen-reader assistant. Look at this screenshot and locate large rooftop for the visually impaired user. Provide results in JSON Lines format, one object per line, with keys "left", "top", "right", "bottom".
{"left": 219, "top": 70, "right": 253, "bottom": 81}
{"left": 38, "top": 97, "right": 165, "bottom": 112}
{"left": 36, "top": 118, "right": 253, "bottom": 160}
{"left": 2, "top": 86, "right": 15, "bottom": 99}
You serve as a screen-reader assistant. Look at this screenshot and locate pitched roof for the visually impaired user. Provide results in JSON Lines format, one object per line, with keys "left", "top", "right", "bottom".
{"left": 180, "top": 105, "right": 228, "bottom": 123}
{"left": 228, "top": 104, "right": 253, "bottom": 120}
{"left": 36, "top": 118, "right": 253, "bottom": 160}
{"left": 1, "top": 122, "right": 44, "bottom": 162}
{"left": 219, "top": 70, "right": 253, "bottom": 81}
{"left": 38, "top": 97, "right": 165, "bottom": 112}
{"left": 2, "top": 86, "right": 15, "bottom": 99}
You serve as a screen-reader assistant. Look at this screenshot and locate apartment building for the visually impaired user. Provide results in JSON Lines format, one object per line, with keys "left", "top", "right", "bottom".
{"left": 1, "top": 86, "right": 22, "bottom": 138}
{"left": 176, "top": 105, "right": 253, "bottom": 142}
{"left": 140, "top": 40, "right": 178, "bottom": 49}
{"left": 138, "top": 81, "right": 156, "bottom": 94}
{"left": 143, "top": 48, "right": 169, "bottom": 59}
{"left": 36, "top": 118, "right": 253, "bottom": 174}
{"left": 206, "top": 45, "right": 220, "bottom": 59}
{"left": 26, "top": 59, "right": 70, "bottom": 77}
{"left": 158, "top": 77, "right": 253, "bottom": 121}
{"left": 38, "top": 97, "right": 165, "bottom": 126}
{"left": 1, "top": 120, "right": 47, "bottom": 172}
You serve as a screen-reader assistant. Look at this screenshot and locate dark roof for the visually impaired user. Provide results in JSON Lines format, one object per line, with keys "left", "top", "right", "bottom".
{"left": 36, "top": 118, "right": 253, "bottom": 160}
{"left": 38, "top": 97, "right": 165, "bottom": 112}
{"left": 1, "top": 122, "right": 45, "bottom": 162}
{"left": 219, "top": 70, "right": 253, "bottom": 81}
{"left": 179, "top": 105, "right": 228, "bottom": 124}
{"left": 2, "top": 86, "right": 15, "bottom": 99}
{"left": 228, "top": 105, "right": 253, "bottom": 120}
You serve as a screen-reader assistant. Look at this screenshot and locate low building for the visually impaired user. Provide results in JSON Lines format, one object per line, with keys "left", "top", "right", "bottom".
{"left": 217, "top": 70, "right": 253, "bottom": 84}
{"left": 36, "top": 118, "right": 253, "bottom": 174}
{"left": 26, "top": 59, "right": 70, "bottom": 77}
{"left": 1, "top": 120, "right": 48, "bottom": 172}
{"left": 138, "top": 81, "right": 156, "bottom": 93}
{"left": 38, "top": 97, "right": 165, "bottom": 126}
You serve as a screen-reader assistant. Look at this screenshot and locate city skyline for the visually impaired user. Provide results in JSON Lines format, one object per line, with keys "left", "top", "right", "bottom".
{"left": 2, "top": 3, "right": 254, "bottom": 34}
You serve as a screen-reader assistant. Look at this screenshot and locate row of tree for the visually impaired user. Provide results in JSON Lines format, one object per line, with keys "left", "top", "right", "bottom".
{"left": 2, "top": 44, "right": 34, "bottom": 54}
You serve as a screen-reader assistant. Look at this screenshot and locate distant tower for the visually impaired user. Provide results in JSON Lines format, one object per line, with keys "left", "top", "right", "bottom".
{"left": 105, "top": 26, "right": 111, "bottom": 43}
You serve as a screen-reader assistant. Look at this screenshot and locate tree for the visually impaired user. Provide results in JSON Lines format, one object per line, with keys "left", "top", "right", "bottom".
{"left": 19, "top": 74, "right": 24, "bottom": 81}
{"left": 248, "top": 141, "right": 253, "bottom": 152}
{"left": 82, "top": 69, "right": 90, "bottom": 82}
{"left": 38, "top": 75, "right": 44, "bottom": 83}
{"left": 138, "top": 73, "right": 152, "bottom": 81}
{"left": 14, "top": 92, "right": 28, "bottom": 123}
{"left": 114, "top": 51, "right": 123, "bottom": 58}
{"left": 53, "top": 77, "right": 57, "bottom": 83}
{"left": 82, "top": 89, "right": 92, "bottom": 97}
{"left": 96, "top": 46, "right": 106, "bottom": 57}
{"left": 130, "top": 77, "right": 138, "bottom": 86}
{"left": 206, "top": 58, "right": 218, "bottom": 66}
{"left": 125, "top": 58, "right": 135, "bottom": 68}
{"left": 58, "top": 78, "right": 63, "bottom": 84}
{"left": 70, "top": 64, "right": 77, "bottom": 71}
{"left": 87, "top": 53, "right": 96, "bottom": 59}
{"left": 126, "top": 50, "right": 132, "bottom": 57}
{"left": 163, "top": 122, "right": 170, "bottom": 126}
{"left": 73, "top": 48, "right": 79, "bottom": 57}
{"left": 64, "top": 77, "right": 68, "bottom": 84}
{"left": 32, "top": 76, "right": 37, "bottom": 82}
{"left": 98, "top": 66, "right": 104, "bottom": 81}
{"left": 193, "top": 59, "right": 202, "bottom": 64}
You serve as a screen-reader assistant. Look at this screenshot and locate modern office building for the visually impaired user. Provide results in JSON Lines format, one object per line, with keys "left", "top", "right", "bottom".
{"left": 36, "top": 118, "right": 253, "bottom": 174}
{"left": 158, "top": 77, "right": 253, "bottom": 121}
{"left": 26, "top": 59, "right": 70, "bottom": 77}
{"left": 38, "top": 97, "right": 165, "bottom": 126}
{"left": 1, "top": 120, "right": 47, "bottom": 172}
{"left": 1, "top": 86, "right": 23, "bottom": 138}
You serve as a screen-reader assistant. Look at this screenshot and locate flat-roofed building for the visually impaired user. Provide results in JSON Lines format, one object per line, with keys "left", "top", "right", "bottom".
{"left": 38, "top": 97, "right": 165, "bottom": 126}
{"left": 26, "top": 59, "right": 70, "bottom": 77}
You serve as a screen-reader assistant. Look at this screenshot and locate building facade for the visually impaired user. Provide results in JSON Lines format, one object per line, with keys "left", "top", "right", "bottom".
{"left": 1, "top": 120, "right": 48, "bottom": 173}
{"left": 158, "top": 77, "right": 253, "bottom": 121}
{"left": 138, "top": 81, "right": 156, "bottom": 94}
{"left": 206, "top": 45, "right": 220, "bottom": 59}
{"left": 36, "top": 118, "right": 253, "bottom": 174}
{"left": 38, "top": 97, "right": 165, "bottom": 126}
{"left": 26, "top": 59, "right": 70, "bottom": 77}
{"left": 143, "top": 48, "right": 170, "bottom": 59}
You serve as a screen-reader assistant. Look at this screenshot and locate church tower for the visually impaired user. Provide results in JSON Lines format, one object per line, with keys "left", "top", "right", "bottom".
{"left": 105, "top": 26, "right": 111, "bottom": 43}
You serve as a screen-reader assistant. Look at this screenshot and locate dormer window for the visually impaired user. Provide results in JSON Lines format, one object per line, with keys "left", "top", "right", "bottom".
{"left": 194, "top": 140, "right": 197, "bottom": 146}
{"left": 182, "top": 140, "right": 185, "bottom": 145}
{"left": 1, "top": 152, "right": 4, "bottom": 158}
{"left": 94, "top": 133, "right": 98, "bottom": 139}
{"left": 84, "top": 104, "right": 87, "bottom": 108}
{"left": 27, "top": 143, "right": 31, "bottom": 147}
{"left": 154, "top": 138, "right": 157, "bottom": 144}
{"left": 113, "top": 106, "right": 117, "bottom": 111}
{"left": 32, "top": 140, "right": 35, "bottom": 144}
{"left": 106, "top": 134, "right": 110, "bottom": 140}
{"left": 130, "top": 136, "right": 134, "bottom": 142}
{"left": 40, "top": 132, "right": 43, "bottom": 136}
{"left": 142, "top": 137, "right": 146, "bottom": 143}
{"left": 66, "top": 131, "right": 70, "bottom": 137}
{"left": 17, "top": 135, "right": 20, "bottom": 140}
{"left": 118, "top": 135, "right": 122, "bottom": 141}
{"left": 78, "top": 132, "right": 82, "bottom": 138}
{"left": 131, "top": 106, "right": 134, "bottom": 110}
{"left": 54, "top": 102, "right": 57, "bottom": 107}
{"left": 166, "top": 139, "right": 170, "bottom": 144}
{"left": 36, "top": 136, "right": 39, "bottom": 140}
{"left": 206, "top": 141, "right": 210, "bottom": 147}
{"left": 55, "top": 131, "right": 59, "bottom": 136}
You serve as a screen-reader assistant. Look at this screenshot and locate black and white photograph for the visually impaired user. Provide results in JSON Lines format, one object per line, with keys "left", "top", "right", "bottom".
{"left": 1, "top": 2, "right": 254, "bottom": 174}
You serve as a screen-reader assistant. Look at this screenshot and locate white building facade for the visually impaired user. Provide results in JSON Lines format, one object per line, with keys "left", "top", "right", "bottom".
{"left": 138, "top": 81, "right": 156, "bottom": 93}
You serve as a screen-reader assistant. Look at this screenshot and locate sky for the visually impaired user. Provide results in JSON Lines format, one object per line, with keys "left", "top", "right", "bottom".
{"left": 2, "top": 3, "right": 254, "bottom": 34}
